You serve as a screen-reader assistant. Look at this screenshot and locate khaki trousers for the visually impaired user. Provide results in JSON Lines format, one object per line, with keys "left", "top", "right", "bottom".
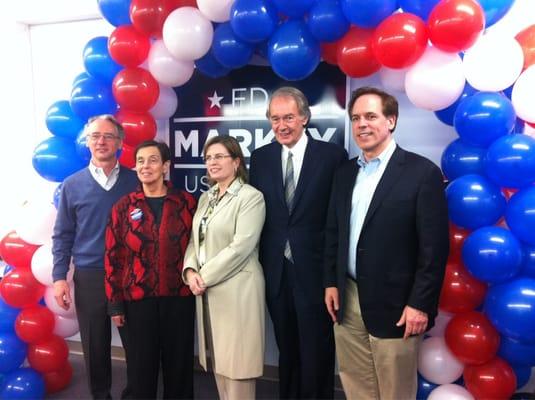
{"left": 334, "top": 279, "right": 420, "bottom": 400}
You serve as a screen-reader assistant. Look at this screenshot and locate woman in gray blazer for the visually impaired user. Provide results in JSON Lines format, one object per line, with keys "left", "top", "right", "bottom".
{"left": 183, "top": 136, "right": 266, "bottom": 400}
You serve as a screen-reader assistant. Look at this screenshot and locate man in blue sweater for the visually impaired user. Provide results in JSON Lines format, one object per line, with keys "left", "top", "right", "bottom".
{"left": 52, "top": 114, "right": 138, "bottom": 399}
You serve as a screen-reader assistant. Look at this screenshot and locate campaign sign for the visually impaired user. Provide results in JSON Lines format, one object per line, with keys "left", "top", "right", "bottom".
{"left": 170, "top": 63, "right": 348, "bottom": 196}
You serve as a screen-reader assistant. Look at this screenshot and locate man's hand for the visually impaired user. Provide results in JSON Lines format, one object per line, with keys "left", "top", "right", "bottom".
{"left": 53, "top": 280, "right": 72, "bottom": 310}
{"left": 396, "top": 305, "right": 428, "bottom": 339}
{"left": 112, "top": 315, "right": 125, "bottom": 327}
{"left": 324, "top": 287, "right": 339, "bottom": 323}
{"left": 186, "top": 269, "right": 206, "bottom": 296}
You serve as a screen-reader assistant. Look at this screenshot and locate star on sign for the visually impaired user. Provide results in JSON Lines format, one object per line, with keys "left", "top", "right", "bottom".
{"left": 207, "top": 91, "right": 224, "bottom": 109}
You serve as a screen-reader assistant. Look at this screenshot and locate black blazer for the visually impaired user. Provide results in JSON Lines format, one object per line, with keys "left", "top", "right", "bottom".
{"left": 324, "top": 146, "right": 449, "bottom": 338}
{"left": 250, "top": 137, "right": 347, "bottom": 303}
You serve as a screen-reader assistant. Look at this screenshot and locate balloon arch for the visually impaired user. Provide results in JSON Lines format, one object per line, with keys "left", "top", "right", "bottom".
{"left": 2, "top": 0, "right": 535, "bottom": 398}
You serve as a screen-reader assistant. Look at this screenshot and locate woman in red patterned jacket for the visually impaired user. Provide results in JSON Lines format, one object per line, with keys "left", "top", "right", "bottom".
{"left": 104, "top": 140, "right": 196, "bottom": 399}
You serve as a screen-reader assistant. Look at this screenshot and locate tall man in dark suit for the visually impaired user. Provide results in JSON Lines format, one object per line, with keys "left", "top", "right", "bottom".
{"left": 324, "top": 87, "right": 449, "bottom": 399}
{"left": 250, "top": 87, "right": 347, "bottom": 399}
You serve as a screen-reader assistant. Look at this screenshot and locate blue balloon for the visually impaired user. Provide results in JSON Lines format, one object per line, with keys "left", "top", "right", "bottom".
{"left": 72, "top": 71, "right": 90, "bottom": 87}
{"left": 478, "top": 0, "right": 515, "bottom": 27}
{"left": 441, "top": 138, "right": 486, "bottom": 181}
{"left": 485, "top": 133, "right": 535, "bottom": 189}
{"left": 75, "top": 129, "right": 91, "bottom": 163}
{"left": 195, "top": 48, "right": 232, "bottom": 79}
{"left": 417, "top": 373, "right": 438, "bottom": 399}
{"left": 435, "top": 82, "right": 477, "bottom": 126}
{"left": 521, "top": 244, "right": 535, "bottom": 278}
{"left": 506, "top": 187, "right": 535, "bottom": 245}
{"left": 498, "top": 335, "right": 535, "bottom": 367}
{"left": 97, "top": 0, "right": 131, "bottom": 27}
{"left": 70, "top": 76, "right": 117, "bottom": 121}
{"left": 272, "top": 0, "right": 314, "bottom": 18}
{"left": 0, "top": 298, "right": 18, "bottom": 333}
{"left": 454, "top": 91, "right": 516, "bottom": 147}
{"left": 307, "top": 0, "right": 350, "bottom": 42}
{"left": 230, "top": 0, "right": 279, "bottom": 43}
{"left": 0, "top": 368, "right": 45, "bottom": 400}
{"left": 446, "top": 174, "right": 506, "bottom": 230}
{"left": 462, "top": 226, "right": 522, "bottom": 284}
{"left": 212, "top": 23, "right": 254, "bottom": 69}
{"left": 32, "top": 136, "right": 86, "bottom": 182}
{"left": 340, "top": 0, "right": 398, "bottom": 28}
{"left": 45, "top": 100, "right": 84, "bottom": 140}
{"left": 52, "top": 183, "right": 63, "bottom": 210}
{"left": 485, "top": 277, "right": 535, "bottom": 343}
{"left": 83, "top": 36, "right": 122, "bottom": 84}
{"left": 399, "top": 0, "right": 440, "bottom": 21}
{"left": 0, "top": 333, "right": 27, "bottom": 374}
{"left": 268, "top": 20, "right": 320, "bottom": 81}
{"left": 513, "top": 364, "right": 531, "bottom": 389}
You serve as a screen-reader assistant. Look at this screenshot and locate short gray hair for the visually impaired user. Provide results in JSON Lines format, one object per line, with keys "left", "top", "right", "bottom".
{"left": 266, "top": 87, "right": 311, "bottom": 123}
{"left": 85, "top": 114, "right": 125, "bottom": 140}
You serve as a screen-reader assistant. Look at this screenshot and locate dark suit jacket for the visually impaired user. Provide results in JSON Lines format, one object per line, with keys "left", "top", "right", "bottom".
{"left": 250, "top": 137, "right": 347, "bottom": 303}
{"left": 324, "top": 146, "right": 449, "bottom": 338}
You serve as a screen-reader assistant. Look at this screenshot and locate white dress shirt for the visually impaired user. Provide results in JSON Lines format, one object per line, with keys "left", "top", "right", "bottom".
{"left": 348, "top": 139, "right": 397, "bottom": 279}
{"left": 88, "top": 161, "right": 121, "bottom": 191}
{"left": 281, "top": 133, "right": 308, "bottom": 187}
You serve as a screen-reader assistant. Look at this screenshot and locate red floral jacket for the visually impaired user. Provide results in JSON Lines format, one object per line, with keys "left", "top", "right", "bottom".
{"left": 105, "top": 184, "right": 196, "bottom": 315}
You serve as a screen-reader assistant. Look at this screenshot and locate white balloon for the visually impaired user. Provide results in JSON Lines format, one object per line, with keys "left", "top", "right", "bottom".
{"left": 512, "top": 65, "right": 535, "bottom": 123}
{"left": 379, "top": 67, "right": 407, "bottom": 93}
{"left": 148, "top": 40, "right": 195, "bottom": 87}
{"left": 405, "top": 46, "right": 465, "bottom": 111}
{"left": 44, "top": 283, "right": 76, "bottom": 318}
{"left": 15, "top": 199, "right": 57, "bottom": 245}
{"left": 427, "top": 311, "right": 454, "bottom": 337}
{"left": 162, "top": 7, "right": 213, "bottom": 61}
{"left": 53, "top": 314, "right": 79, "bottom": 338}
{"left": 197, "top": 0, "right": 234, "bottom": 23}
{"left": 428, "top": 384, "right": 475, "bottom": 400}
{"left": 31, "top": 244, "right": 74, "bottom": 286}
{"left": 463, "top": 32, "right": 524, "bottom": 91}
{"left": 150, "top": 84, "right": 179, "bottom": 120}
{"left": 418, "top": 337, "right": 464, "bottom": 384}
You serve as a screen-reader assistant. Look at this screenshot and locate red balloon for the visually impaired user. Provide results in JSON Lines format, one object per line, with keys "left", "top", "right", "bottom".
{"left": 15, "top": 305, "right": 55, "bottom": 344}
{"left": 130, "top": 0, "right": 167, "bottom": 38}
{"left": 43, "top": 361, "right": 73, "bottom": 394}
{"left": 0, "top": 231, "right": 40, "bottom": 270}
{"left": 321, "top": 42, "right": 339, "bottom": 65}
{"left": 428, "top": 0, "right": 485, "bottom": 53}
{"left": 439, "top": 260, "right": 487, "bottom": 313}
{"left": 0, "top": 268, "right": 45, "bottom": 308}
{"left": 337, "top": 26, "right": 381, "bottom": 78}
{"left": 115, "top": 110, "right": 157, "bottom": 147}
{"left": 112, "top": 68, "right": 159, "bottom": 113}
{"left": 165, "top": 0, "right": 197, "bottom": 12}
{"left": 372, "top": 12, "right": 428, "bottom": 69}
{"left": 444, "top": 311, "right": 500, "bottom": 365}
{"left": 108, "top": 25, "right": 151, "bottom": 68}
{"left": 449, "top": 223, "right": 470, "bottom": 258}
{"left": 119, "top": 144, "right": 136, "bottom": 169}
{"left": 516, "top": 24, "right": 535, "bottom": 70}
{"left": 464, "top": 357, "right": 516, "bottom": 400}
{"left": 28, "top": 335, "right": 69, "bottom": 373}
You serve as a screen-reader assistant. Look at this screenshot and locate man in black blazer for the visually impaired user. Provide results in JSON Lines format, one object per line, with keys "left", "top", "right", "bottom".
{"left": 324, "top": 87, "right": 449, "bottom": 399}
{"left": 250, "top": 87, "right": 347, "bottom": 399}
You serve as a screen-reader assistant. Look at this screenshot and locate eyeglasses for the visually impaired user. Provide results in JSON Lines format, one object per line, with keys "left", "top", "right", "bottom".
{"left": 88, "top": 133, "right": 120, "bottom": 142}
{"left": 269, "top": 114, "right": 297, "bottom": 125}
{"left": 204, "top": 154, "right": 232, "bottom": 163}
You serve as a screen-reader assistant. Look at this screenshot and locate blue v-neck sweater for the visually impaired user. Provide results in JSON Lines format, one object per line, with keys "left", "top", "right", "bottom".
{"left": 52, "top": 167, "right": 138, "bottom": 281}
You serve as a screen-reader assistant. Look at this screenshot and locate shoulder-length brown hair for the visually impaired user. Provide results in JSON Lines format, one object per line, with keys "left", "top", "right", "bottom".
{"left": 203, "top": 136, "right": 248, "bottom": 186}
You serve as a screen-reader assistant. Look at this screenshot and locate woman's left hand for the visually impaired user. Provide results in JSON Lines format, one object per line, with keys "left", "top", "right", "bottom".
{"left": 187, "top": 270, "right": 206, "bottom": 296}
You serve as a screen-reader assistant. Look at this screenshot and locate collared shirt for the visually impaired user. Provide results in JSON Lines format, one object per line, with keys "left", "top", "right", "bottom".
{"left": 348, "top": 139, "right": 397, "bottom": 279}
{"left": 88, "top": 161, "right": 120, "bottom": 191}
{"left": 281, "top": 133, "right": 308, "bottom": 186}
